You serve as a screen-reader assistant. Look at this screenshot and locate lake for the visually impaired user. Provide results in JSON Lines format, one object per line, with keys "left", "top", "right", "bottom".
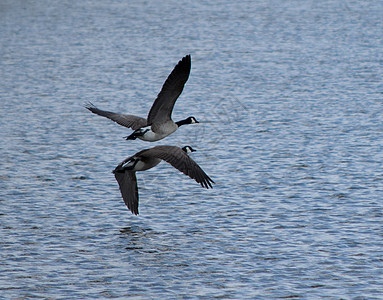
{"left": 1, "top": 0, "right": 383, "bottom": 298}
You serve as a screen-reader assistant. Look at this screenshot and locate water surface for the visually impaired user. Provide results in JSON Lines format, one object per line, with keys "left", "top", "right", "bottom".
{"left": 1, "top": 0, "right": 383, "bottom": 298}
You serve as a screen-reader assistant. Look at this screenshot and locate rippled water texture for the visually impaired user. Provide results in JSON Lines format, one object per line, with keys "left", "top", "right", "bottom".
{"left": 1, "top": 0, "right": 383, "bottom": 298}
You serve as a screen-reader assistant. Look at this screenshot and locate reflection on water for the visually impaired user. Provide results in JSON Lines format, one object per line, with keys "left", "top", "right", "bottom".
{"left": 119, "top": 226, "right": 154, "bottom": 251}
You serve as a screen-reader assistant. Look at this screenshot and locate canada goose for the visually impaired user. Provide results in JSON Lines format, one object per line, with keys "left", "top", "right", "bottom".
{"left": 85, "top": 55, "right": 199, "bottom": 142}
{"left": 113, "top": 145, "right": 214, "bottom": 215}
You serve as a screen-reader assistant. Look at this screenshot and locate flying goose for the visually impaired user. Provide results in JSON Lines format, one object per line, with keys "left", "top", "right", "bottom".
{"left": 85, "top": 55, "right": 199, "bottom": 142}
{"left": 113, "top": 145, "right": 214, "bottom": 215}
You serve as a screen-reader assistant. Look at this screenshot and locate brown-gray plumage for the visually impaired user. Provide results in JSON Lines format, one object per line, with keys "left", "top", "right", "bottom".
{"left": 84, "top": 106, "right": 147, "bottom": 130}
{"left": 147, "top": 55, "right": 191, "bottom": 126}
{"left": 113, "top": 146, "right": 214, "bottom": 215}
{"left": 85, "top": 55, "right": 199, "bottom": 141}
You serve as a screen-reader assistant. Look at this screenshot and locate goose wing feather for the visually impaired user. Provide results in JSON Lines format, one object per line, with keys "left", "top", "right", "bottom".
{"left": 85, "top": 102, "right": 147, "bottom": 130}
{"left": 113, "top": 170, "right": 139, "bottom": 215}
{"left": 141, "top": 146, "right": 214, "bottom": 189}
{"left": 147, "top": 55, "right": 191, "bottom": 125}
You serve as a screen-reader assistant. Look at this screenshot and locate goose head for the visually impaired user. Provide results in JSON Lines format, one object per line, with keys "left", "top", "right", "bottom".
{"left": 182, "top": 146, "right": 196, "bottom": 153}
{"left": 187, "top": 116, "right": 199, "bottom": 124}
{"left": 176, "top": 116, "right": 199, "bottom": 127}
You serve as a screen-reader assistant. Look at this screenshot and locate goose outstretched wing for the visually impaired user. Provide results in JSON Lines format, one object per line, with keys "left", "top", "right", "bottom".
{"left": 85, "top": 102, "right": 147, "bottom": 130}
{"left": 147, "top": 55, "right": 191, "bottom": 125}
{"left": 141, "top": 145, "right": 214, "bottom": 189}
{"left": 113, "top": 170, "right": 139, "bottom": 215}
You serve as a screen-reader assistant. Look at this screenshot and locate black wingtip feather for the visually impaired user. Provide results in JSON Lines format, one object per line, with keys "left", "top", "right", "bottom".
{"left": 84, "top": 101, "right": 95, "bottom": 110}
{"left": 179, "top": 54, "right": 191, "bottom": 69}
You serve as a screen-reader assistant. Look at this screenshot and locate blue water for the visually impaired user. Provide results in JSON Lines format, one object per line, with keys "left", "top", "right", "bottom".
{"left": 1, "top": 0, "right": 383, "bottom": 298}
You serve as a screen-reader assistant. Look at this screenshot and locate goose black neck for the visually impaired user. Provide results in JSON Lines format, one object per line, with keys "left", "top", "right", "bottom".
{"left": 176, "top": 118, "right": 189, "bottom": 127}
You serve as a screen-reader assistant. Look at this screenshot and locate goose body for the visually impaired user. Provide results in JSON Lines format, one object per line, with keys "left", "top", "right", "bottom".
{"left": 113, "top": 146, "right": 214, "bottom": 215}
{"left": 85, "top": 55, "right": 198, "bottom": 142}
